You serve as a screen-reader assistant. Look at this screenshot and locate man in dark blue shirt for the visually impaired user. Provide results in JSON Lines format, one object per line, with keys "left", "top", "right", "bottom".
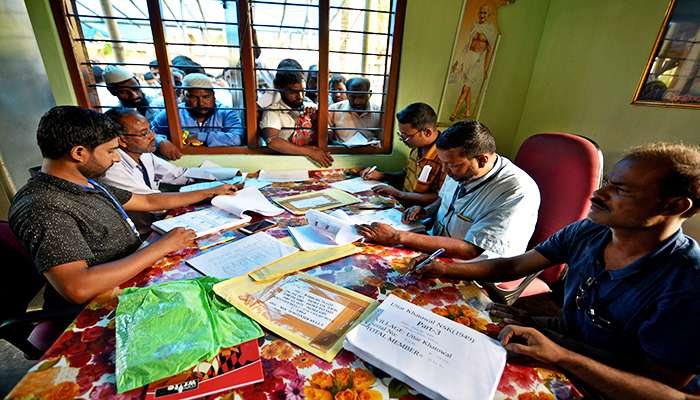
{"left": 418, "top": 142, "right": 700, "bottom": 389}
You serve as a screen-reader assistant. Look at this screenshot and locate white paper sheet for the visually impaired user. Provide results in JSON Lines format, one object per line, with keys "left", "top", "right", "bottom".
{"left": 150, "top": 207, "right": 251, "bottom": 238}
{"left": 258, "top": 170, "right": 309, "bottom": 182}
{"left": 186, "top": 232, "right": 298, "bottom": 279}
{"left": 212, "top": 187, "right": 284, "bottom": 217}
{"left": 341, "top": 131, "right": 381, "bottom": 147}
{"left": 243, "top": 179, "right": 272, "bottom": 190}
{"left": 183, "top": 162, "right": 239, "bottom": 180}
{"left": 344, "top": 295, "right": 506, "bottom": 400}
{"left": 264, "top": 280, "right": 345, "bottom": 330}
{"left": 346, "top": 208, "right": 424, "bottom": 232}
{"left": 287, "top": 210, "right": 362, "bottom": 251}
{"left": 178, "top": 173, "right": 247, "bottom": 192}
{"left": 329, "top": 177, "right": 383, "bottom": 194}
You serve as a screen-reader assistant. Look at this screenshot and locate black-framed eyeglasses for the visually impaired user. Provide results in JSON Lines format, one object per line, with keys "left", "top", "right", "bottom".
{"left": 397, "top": 128, "right": 423, "bottom": 141}
{"left": 575, "top": 275, "right": 614, "bottom": 330}
{"left": 121, "top": 129, "right": 153, "bottom": 138}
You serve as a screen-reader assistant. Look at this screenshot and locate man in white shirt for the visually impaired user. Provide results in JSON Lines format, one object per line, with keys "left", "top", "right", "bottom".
{"left": 101, "top": 108, "right": 192, "bottom": 236}
{"left": 357, "top": 120, "right": 540, "bottom": 260}
{"left": 260, "top": 68, "right": 333, "bottom": 167}
{"left": 329, "top": 77, "right": 382, "bottom": 143}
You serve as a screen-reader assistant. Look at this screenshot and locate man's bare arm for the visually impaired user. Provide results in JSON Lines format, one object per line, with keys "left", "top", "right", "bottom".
{"left": 419, "top": 250, "right": 552, "bottom": 282}
{"left": 123, "top": 184, "right": 237, "bottom": 212}
{"left": 44, "top": 228, "right": 195, "bottom": 304}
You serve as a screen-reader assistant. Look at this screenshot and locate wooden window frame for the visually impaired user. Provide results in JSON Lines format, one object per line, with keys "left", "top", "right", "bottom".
{"left": 52, "top": 0, "right": 407, "bottom": 156}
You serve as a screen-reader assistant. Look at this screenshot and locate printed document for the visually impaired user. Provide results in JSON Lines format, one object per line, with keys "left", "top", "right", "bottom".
{"left": 186, "top": 232, "right": 298, "bottom": 279}
{"left": 341, "top": 132, "right": 381, "bottom": 147}
{"left": 329, "top": 177, "right": 383, "bottom": 194}
{"left": 287, "top": 210, "right": 362, "bottom": 251}
{"left": 212, "top": 187, "right": 284, "bottom": 217}
{"left": 151, "top": 207, "right": 251, "bottom": 238}
{"left": 258, "top": 170, "right": 309, "bottom": 182}
{"left": 184, "top": 161, "right": 240, "bottom": 180}
{"left": 344, "top": 295, "right": 506, "bottom": 400}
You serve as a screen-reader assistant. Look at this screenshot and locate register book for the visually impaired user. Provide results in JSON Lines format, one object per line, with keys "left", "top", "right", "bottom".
{"left": 344, "top": 295, "right": 506, "bottom": 400}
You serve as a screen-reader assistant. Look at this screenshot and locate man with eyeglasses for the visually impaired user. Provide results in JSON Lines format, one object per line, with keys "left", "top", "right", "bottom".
{"left": 416, "top": 142, "right": 700, "bottom": 391}
{"left": 359, "top": 120, "right": 540, "bottom": 261}
{"left": 103, "top": 65, "right": 182, "bottom": 161}
{"left": 359, "top": 103, "right": 446, "bottom": 206}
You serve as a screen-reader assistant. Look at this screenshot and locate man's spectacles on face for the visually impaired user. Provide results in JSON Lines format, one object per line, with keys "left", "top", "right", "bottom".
{"left": 122, "top": 128, "right": 153, "bottom": 138}
{"left": 397, "top": 128, "right": 424, "bottom": 141}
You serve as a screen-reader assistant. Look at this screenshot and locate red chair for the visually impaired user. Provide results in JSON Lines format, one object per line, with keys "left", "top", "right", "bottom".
{"left": 0, "top": 221, "right": 80, "bottom": 359}
{"left": 484, "top": 133, "right": 603, "bottom": 304}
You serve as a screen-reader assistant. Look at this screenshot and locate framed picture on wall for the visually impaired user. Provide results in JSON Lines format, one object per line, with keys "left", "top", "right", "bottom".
{"left": 633, "top": 0, "right": 700, "bottom": 108}
{"left": 437, "top": 0, "right": 514, "bottom": 125}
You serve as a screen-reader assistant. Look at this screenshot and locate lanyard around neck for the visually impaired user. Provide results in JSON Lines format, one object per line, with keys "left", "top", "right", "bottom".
{"left": 86, "top": 179, "right": 140, "bottom": 238}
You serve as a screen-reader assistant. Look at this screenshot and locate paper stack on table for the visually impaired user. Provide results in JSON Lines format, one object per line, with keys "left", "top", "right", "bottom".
{"left": 186, "top": 232, "right": 298, "bottom": 279}
{"left": 330, "top": 177, "right": 383, "bottom": 194}
{"left": 151, "top": 187, "right": 283, "bottom": 237}
{"left": 288, "top": 209, "right": 363, "bottom": 251}
{"left": 178, "top": 173, "right": 247, "bottom": 193}
{"left": 344, "top": 295, "right": 507, "bottom": 400}
{"left": 258, "top": 169, "right": 309, "bottom": 182}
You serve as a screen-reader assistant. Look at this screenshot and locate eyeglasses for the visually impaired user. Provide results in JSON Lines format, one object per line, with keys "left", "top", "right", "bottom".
{"left": 397, "top": 129, "right": 423, "bottom": 141}
{"left": 122, "top": 129, "right": 153, "bottom": 138}
{"left": 575, "top": 275, "right": 614, "bottom": 330}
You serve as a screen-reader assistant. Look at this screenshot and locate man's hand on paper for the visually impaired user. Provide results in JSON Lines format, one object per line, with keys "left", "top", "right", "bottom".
{"left": 356, "top": 222, "right": 401, "bottom": 246}
{"left": 410, "top": 256, "right": 449, "bottom": 277}
{"left": 155, "top": 227, "right": 196, "bottom": 254}
{"left": 360, "top": 167, "right": 384, "bottom": 181}
{"left": 305, "top": 146, "right": 334, "bottom": 168}
{"left": 402, "top": 206, "right": 426, "bottom": 224}
{"left": 498, "top": 325, "right": 568, "bottom": 365}
{"left": 372, "top": 184, "right": 401, "bottom": 199}
{"left": 206, "top": 183, "right": 239, "bottom": 197}
{"left": 158, "top": 139, "right": 182, "bottom": 160}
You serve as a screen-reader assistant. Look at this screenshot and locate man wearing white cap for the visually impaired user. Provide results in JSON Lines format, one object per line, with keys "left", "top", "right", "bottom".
{"left": 151, "top": 73, "right": 245, "bottom": 147}
{"left": 103, "top": 65, "right": 182, "bottom": 160}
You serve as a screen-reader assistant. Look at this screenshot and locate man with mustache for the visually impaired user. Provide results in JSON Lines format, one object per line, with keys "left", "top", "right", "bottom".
{"left": 103, "top": 65, "right": 182, "bottom": 160}
{"left": 358, "top": 120, "right": 540, "bottom": 260}
{"left": 260, "top": 68, "right": 334, "bottom": 167}
{"left": 100, "top": 108, "right": 193, "bottom": 236}
{"left": 328, "top": 77, "right": 382, "bottom": 143}
{"left": 417, "top": 142, "right": 700, "bottom": 390}
{"left": 9, "top": 106, "right": 238, "bottom": 311}
{"left": 151, "top": 73, "right": 245, "bottom": 147}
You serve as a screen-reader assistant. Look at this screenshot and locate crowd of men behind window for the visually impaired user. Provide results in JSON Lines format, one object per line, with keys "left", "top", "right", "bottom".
{"left": 94, "top": 53, "right": 383, "bottom": 166}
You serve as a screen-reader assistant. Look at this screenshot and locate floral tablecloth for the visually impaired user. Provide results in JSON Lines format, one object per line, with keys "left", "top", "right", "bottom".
{"left": 8, "top": 169, "right": 582, "bottom": 400}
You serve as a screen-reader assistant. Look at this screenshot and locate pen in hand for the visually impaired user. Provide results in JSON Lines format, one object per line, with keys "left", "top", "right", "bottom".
{"left": 362, "top": 165, "right": 377, "bottom": 180}
{"left": 412, "top": 248, "right": 446, "bottom": 273}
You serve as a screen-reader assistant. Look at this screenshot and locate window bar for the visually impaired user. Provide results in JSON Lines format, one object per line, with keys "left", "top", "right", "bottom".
{"left": 237, "top": 0, "right": 259, "bottom": 148}
{"left": 381, "top": 0, "right": 406, "bottom": 153}
{"left": 52, "top": 1, "right": 92, "bottom": 107}
{"left": 317, "top": 0, "right": 330, "bottom": 150}
{"left": 73, "top": 38, "right": 156, "bottom": 45}
{"left": 147, "top": 0, "right": 182, "bottom": 152}
{"left": 67, "top": 13, "right": 151, "bottom": 22}
{"left": 250, "top": 1, "right": 319, "bottom": 8}
{"left": 329, "top": 5, "right": 393, "bottom": 14}
{"left": 251, "top": 23, "right": 319, "bottom": 31}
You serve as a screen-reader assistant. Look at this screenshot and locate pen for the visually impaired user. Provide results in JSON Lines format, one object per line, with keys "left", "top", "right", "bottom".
{"left": 363, "top": 165, "right": 377, "bottom": 179}
{"left": 412, "top": 248, "right": 445, "bottom": 272}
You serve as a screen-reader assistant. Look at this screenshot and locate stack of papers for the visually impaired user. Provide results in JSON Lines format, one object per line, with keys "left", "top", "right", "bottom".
{"left": 288, "top": 209, "right": 363, "bottom": 251}
{"left": 184, "top": 160, "right": 240, "bottom": 181}
{"left": 151, "top": 187, "right": 283, "bottom": 237}
{"left": 186, "top": 232, "right": 298, "bottom": 279}
{"left": 330, "top": 177, "right": 383, "bottom": 194}
{"left": 344, "top": 295, "right": 507, "bottom": 400}
{"left": 349, "top": 208, "right": 424, "bottom": 232}
{"left": 178, "top": 173, "right": 246, "bottom": 193}
{"left": 258, "top": 170, "right": 309, "bottom": 182}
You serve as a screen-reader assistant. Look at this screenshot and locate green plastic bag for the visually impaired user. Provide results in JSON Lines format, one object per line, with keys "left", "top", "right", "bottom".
{"left": 115, "top": 277, "right": 263, "bottom": 393}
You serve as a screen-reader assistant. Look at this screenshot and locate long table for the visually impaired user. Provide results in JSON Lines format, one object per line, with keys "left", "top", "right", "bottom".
{"left": 8, "top": 169, "right": 582, "bottom": 399}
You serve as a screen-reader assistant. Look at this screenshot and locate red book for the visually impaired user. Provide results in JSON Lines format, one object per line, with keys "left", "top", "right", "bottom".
{"left": 145, "top": 339, "right": 263, "bottom": 400}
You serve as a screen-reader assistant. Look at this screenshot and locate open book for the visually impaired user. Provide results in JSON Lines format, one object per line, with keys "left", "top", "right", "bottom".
{"left": 344, "top": 295, "right": 507, "bottom": 400}
{"left": 151, "top": 187, "right": 283, "bottom": 237}
{"left": 288, "top": 208, "right": 423, "bottom": 251}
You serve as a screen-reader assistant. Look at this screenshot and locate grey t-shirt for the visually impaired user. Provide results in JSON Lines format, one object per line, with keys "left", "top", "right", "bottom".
{"left": 9, "top": 171, "right": 141, "bottom": 308}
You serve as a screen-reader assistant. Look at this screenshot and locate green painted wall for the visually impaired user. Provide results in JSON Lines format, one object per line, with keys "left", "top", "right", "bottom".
{"left": 515, "top": 0, "right": 700, "bottom": 237}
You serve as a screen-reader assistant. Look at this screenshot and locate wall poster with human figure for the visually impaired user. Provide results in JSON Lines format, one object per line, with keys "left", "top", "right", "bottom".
{"left": 438, "top": 0, "right": 514, "bottom": 124}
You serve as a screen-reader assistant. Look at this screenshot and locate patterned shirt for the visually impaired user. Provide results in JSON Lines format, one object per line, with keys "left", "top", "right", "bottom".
{"left": 9, "top": 171, "right": 141, "bottom": 308}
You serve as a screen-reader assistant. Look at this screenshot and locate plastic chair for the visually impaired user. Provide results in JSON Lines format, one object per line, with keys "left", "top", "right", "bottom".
{"left": 0, "top": 221, "right": 80, "bottom": 359}
{"left": 482, "top": 133, "right": 604, "bottom": 304}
